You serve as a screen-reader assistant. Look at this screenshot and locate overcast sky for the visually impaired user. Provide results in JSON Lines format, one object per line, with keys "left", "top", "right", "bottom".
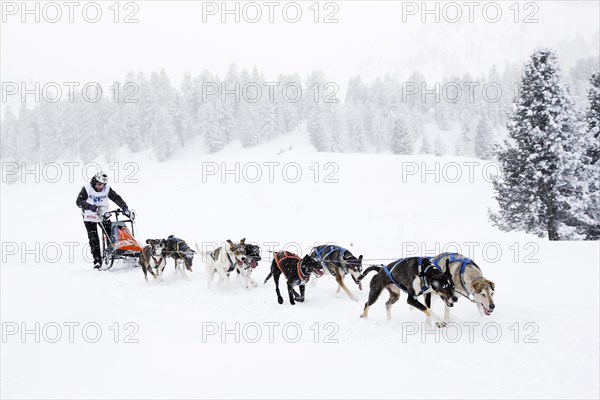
{"left": 1, "top": 1, "right": 599, "bottom": 91}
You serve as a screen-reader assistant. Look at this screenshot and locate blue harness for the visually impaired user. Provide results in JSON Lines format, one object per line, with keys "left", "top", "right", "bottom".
{"left": 433, "top": 252, "right": 480, "bottom": 300}
{"left": 313, "top": 245, "right": 348, "bottom": 275}
{"left": 383, "top": 257, "right": 438, "bottom": 296}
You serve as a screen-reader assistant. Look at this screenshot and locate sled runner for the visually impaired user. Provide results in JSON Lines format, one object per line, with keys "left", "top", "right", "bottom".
{"left": 99, "top": 209, "right": 143, "bottom": 270}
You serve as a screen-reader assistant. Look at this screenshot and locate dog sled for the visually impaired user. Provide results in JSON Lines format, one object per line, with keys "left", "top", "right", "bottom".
{"left": 99, "top": 209, "right": 143, "bottom": 270}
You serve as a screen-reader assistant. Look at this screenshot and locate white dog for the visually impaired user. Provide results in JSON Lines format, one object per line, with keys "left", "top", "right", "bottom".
{"left": 196, "top": 238, "right": 257, "bottom": 289}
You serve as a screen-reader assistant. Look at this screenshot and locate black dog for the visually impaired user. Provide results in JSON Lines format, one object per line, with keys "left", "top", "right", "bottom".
{"left": 164, "top": 235, "right": 195, "bottom": 278}
{"left": 245, "top": 244, "right": 261, "bottom": 268}
{"left": 358, "top": 257, "right": 457, "bottom": 327}
{"left": 264, "top": 251, "right": 324, "bottom": 305}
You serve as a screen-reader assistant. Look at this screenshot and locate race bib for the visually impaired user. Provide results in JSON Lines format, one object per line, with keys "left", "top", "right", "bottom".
{"left": 82, "top": 205, "right": 108, "bottom": 222}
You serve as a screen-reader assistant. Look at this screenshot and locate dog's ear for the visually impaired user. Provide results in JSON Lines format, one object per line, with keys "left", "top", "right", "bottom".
{"left": 226, "top": 239, "right": 234, "bottom": 249}
{"left": 358, "top": 255, "right": 363, "bottom": 262}
{"left": 444, "top": 263, "right": 452, "bottom": 276}
{"left": 472, "top": 280, "right": 484, "bottom": 293}
{"left": 146, "top": 239, "right": 151, "bottom": 244}
{"left": 240, "top": 238, "right": 246, "bottom": 245}
{"left": 487, "top": 279, "right": 495, "bottom": 291}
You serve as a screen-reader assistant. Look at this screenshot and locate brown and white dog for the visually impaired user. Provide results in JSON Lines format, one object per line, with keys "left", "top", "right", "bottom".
{"left": 310, "top": 245, "right": 363, "bottom": 301}
{"left": 427, "top": 252, "right": 496, "bottom": 321}
{"left": 196, "top": 238, "right": 252, "bottom": 288}
{"left": 138, "top": 239, "right": 167, "bottom": 282}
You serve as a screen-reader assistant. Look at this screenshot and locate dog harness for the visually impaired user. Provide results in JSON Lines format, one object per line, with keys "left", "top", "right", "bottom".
{"left": 274, "top": 251, "right": 308, "bottom": 282}
{"left": 383, "top": 257, "right": 437, "bottom": 296}
{"left": 312, "top": 245, "right": 348, "bottom": 276}
{"left": 166, "top": 237, "right": 190, "bottom": 254}
{"left": 209, "top": 248, "right": 241, "bottom": 273}
{"left": 165, "top": 236, "right": 194, "bottom": 270}
{"left": 139, "top": 248, "right": 165, "bottom": 269}
{"left": 433, "top": 253, "right": 480, "bottom": 301}
{"left": 151, "top": 255, "right": 165, "bottom": 265}
{"left": 226, "top": 253, "right": 237, "bottom": 272}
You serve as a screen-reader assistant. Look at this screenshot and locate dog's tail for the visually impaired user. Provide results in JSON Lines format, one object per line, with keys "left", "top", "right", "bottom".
{"left": 264, "top": 272, "right": 273, "bottom": 284}
{"left": 357, "top": 265, "right": 382, "bottom": 282}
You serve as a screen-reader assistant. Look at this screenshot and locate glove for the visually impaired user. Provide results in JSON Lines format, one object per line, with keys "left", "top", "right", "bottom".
{"left": 123, "top": 209, "right": 134, "bottom": 220}
{"left": 89, "top": 204, "right": 99, "bottom": 212}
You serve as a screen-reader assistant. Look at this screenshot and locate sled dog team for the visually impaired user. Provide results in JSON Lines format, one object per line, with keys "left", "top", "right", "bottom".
{"left": 139, "top": 237, "right": 496, "bottom": 325}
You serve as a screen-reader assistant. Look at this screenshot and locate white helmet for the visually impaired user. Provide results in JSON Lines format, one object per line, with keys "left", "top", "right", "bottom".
{"left": 95, "top": 171, "right": 108, "bottom": 184}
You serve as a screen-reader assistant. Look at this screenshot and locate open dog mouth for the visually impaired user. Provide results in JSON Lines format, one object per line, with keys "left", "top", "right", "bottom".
{"left": 314, "top": 268, "right": 325, "bottom": 277}
{"left": 250, "top": 260, "right": 257, "bottom": 269}
{"left": 443, "top": 297, "right": 455, "bottom": 307}
{"left": 351, "top": 274, "right": 363, "bottom": 290}
{"left": 482, "top": 305, "right": 494, "bottom": 315}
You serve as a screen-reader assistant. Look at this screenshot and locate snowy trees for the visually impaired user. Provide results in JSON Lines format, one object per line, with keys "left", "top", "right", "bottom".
{"left": 0, "top": 58, "right": 596, "bottom": 219}
{"left": 586, "top": 72, "right": 600, "bottom": 164}
{"left": 391, "top": 116, "right": 412, "bottom": 154}
{"left": 178, "top": 72, "right": 198, "bottom": 146}
{"left": 147, "top": 70, "right": 178, "bottom": 161}
{"left": 0, "top": 66, "right": 507, "bottom": 161}
{"left": 0, "top": 66, "right": 315, "bottom": 162}
{"left": 474, "top": 116, "right": 494, "bottom": 160}
{"left": 307, "top": 108, "right": 333, "bottom": 152}
{"left": 434, "top": 134, "right": 446, "bottom": 157}
{"left": 491, "top": 49, "right": 597, "bottom": 240}
{"left": 1, "top": 107, "right": 18, "bottom": 161}
{"left": 420, "top": 135, "right": 433, "bottom": 154}
{"left": 306, "top": 70, "right": 338, "bottom": 152}
{"left": 580, "top": 72, "right": 600, "bottom": 239}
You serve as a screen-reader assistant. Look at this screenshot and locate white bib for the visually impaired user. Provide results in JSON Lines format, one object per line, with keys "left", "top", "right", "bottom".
{"left": 82, "top": 183, "right": 111, "bottom": 222}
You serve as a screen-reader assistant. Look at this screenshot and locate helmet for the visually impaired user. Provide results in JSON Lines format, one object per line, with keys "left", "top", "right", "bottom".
{"left": 95, "top": 171, "right": 108, "bottom": 184}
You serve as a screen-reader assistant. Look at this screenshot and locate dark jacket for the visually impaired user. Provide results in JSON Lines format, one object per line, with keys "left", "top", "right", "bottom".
{"left": 75, "top": 177, "right": 128, "bottom": 211}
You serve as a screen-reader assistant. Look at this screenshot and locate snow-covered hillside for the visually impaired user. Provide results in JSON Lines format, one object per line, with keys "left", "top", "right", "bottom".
{"left": 1, "top": 132, "right": 598, "bottom": 399}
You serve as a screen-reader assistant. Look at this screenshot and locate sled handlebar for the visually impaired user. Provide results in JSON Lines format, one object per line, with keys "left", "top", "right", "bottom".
{"left": 102, "top": 209, "right": 123, "bottom": 218}
{"left": 101, "top": 209, "right": 135, "bottom": 221}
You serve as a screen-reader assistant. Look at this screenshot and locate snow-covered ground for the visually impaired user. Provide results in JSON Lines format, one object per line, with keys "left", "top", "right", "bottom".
{"left": 1, "top": 132, "right": 598, "bottom": 399}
